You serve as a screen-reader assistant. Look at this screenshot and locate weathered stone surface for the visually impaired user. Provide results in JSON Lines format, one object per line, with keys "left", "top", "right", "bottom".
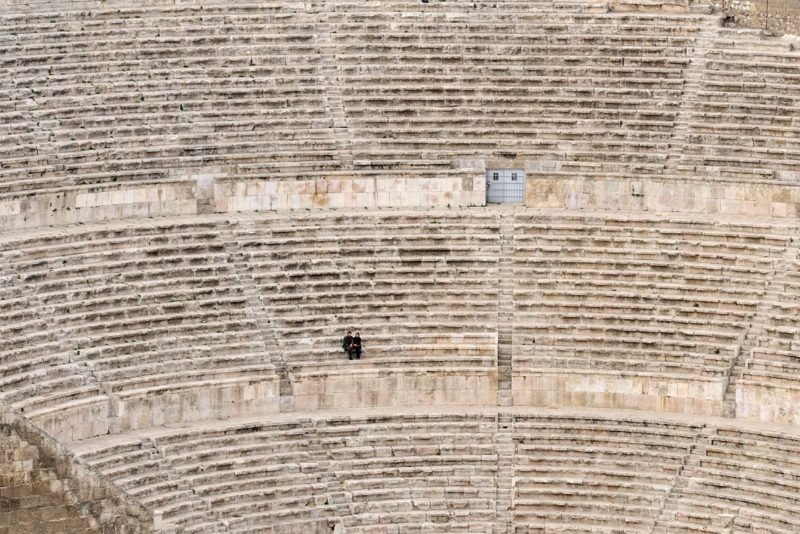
{"left": 0, "top": 1, "right": 798, "bottom": 230}
{"left": 0, "top": 406, "right": 154, "bottom": 533}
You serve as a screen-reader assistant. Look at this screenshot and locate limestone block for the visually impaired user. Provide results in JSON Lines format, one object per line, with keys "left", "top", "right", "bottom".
{"left": 469, "top": 190, "right": 484, "bottom": 206}
{"left": 771, "top": 202, "right": 789, "bottom": 217}
{"left": 376, "top": 192, "right": 392, "bottom": 206}
{"left": 313, "top": 192, "right": 330, "bottom": 208}
{"left": 117, "top": 378, "right": 280, "bottom": 431}
{"left": 514, "top": 371, "right": 723, "bottom": 416}
{"left": 0, "top": 410, "right": 152, "bottom": 533}
{"left": 28, "top": 400, "right": 109, "bottom": 444}
{"left": 328, "top": 193, "right": 346, "bottom": 209}
{"left": 737, "top": 383, "right": 800, "bottom": 425}
{"left": 343, "top": 192, "right": 359, "bottom": 208}
{"left": 353, "top": 178, "right": 375, "bottom": 194}
{"left": 453, "top": 159, "right": 485, "bottom": 172}
{"left": 376, "top": 178, "right": 394, "bottom": 193}
{"left": 355, "top": 192, "right": 373, "bottom": 207}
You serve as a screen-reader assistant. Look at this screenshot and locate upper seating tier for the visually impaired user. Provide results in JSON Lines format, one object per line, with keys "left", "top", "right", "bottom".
{"left": 1, "top": 3, "right": 799, "bottom": 228}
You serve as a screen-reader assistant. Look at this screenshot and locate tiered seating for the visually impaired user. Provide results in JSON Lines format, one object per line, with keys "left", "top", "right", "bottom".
{"left": 74, "top": 412, "right": 499, "bottom": 533}
{"left": 75, "top": 435, "right": 211, "bottom": 530}
{"left": 736, "top": 255, "right": 800, "bottom": 423}
{"left": 320, "top": 413, "right": 498, "bottom": 532}
{"left": 2, "top": 1, "right": 798, "bottom": 215}
{"left": 333, "top": 2, "right": 709, "bottom": 178}
{"left": 159, "top": 421, "right": 331, "bottom": 533}
{"left": 511, "top": 213, "right": 792, "bottom": 414}
{"left": 513, "top": 414, "right": 703, "bottom": 531}
{"left": 0, "top": 231, "right": 109, "bottom": 441}
{"left": 0, "top": 3, "right": 338, "bottom": 196}
{"left": 679, "top": 29, "right": 800, "bottom": 182}
{"left": 0, "top": 218, "right": 277, "bottom": 439}
{"left": 233, "top": 211, "right": 501, "bottom": 372}
{"left": 657, "top": 427, "right": 800, "bottom": 533}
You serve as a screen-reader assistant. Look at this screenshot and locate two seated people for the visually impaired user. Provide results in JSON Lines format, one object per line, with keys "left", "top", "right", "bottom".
{"left": 341, "top": 330, "right": 363, "bottom": 360}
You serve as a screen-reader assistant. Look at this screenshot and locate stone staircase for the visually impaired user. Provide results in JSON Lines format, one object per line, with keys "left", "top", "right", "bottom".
{"left": 722, "top": 244, "right": 800, "bottom": 418}
{"left": 649, "top": 426, "right": 716, "bottom": 533}
{"left": 497, "top": 209, "right": 515, "bottom": 407}
{"left": 306, "top": 422, "right": 350, "bottom": 533}
{"left": 494, "top": 412, "right": 515, "bottom": 534}
{"left": 318, "top": 0, "right": 354, "bottom": 171}
{"left": 224, "top": 219, "right": 294, "bottom": 412}
{"left": 665, "top": 22, "right": 718, "bottom": 172}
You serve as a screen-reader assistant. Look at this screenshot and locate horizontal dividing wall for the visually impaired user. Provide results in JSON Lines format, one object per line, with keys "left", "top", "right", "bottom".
{"left": 526, "top": 174, "right": 800, "bottom": 217}
{"left": 0, "top": 181, "right": 199, "bottom": 231}
{"left": 0, "top": 172, "right": 486, "bottom": 231}
{"left": 213, "top": 172, "right": 486, "bottom": 212}
{"left": 0, "top": 172, "right": 485, "bottom": 231}
{"left": 6, "top": 170, "right": 800, "bottom": 231}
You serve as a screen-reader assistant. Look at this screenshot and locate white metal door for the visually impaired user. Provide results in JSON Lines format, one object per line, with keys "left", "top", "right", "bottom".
{"left": 486, "top": 169, "right": 524, "bottom": 203}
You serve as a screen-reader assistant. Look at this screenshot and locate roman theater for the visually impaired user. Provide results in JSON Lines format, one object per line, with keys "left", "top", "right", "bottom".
{"left": 2, "top": 0, "right": 800, "bottom": 532}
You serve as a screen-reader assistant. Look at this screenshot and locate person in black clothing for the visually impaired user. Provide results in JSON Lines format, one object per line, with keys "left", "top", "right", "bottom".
{"left": 351, "top": 332, "right": 362, "bottom": 360}
{"left": 342, "top": 330, "right": 353, "bottom": 359}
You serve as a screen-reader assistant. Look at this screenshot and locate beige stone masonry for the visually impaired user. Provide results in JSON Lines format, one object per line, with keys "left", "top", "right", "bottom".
{"left": 213, "top": 173, "right": 485, "bottom": 212}
{"left": 526, "top": 174, "right": 800, "bottom": 217}
{"left": 0, "top": 405, "right": 156, "bottom": 533}
{"left": 65, "top": 406, "right": 800, "bottom": 534}
{"left": 0, "top": 182, "right": 198, "bottom": 231}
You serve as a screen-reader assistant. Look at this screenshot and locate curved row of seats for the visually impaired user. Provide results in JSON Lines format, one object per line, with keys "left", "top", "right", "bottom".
{"left": 0, "top": 2, "right": 338, "bottom": 196}
{"left": 511, "top": 212, "right": 794, "bottom": 414}
{"left": 72, "top": 412, "right": 499, "bottom": 533}
{"left": 233, "top": 211, "right": 502, "bottom": 371}
{"left": 736, "top": 253, "right": 800, "bottom": 424}
{"left": 70, "top": 409, "right": 800, "bottom": 533}
{"left": 2, "top": 209, "right": 799, "bottom": 441}
{"left": 1, "top": 2, "right": 799, "bottom": 204}
{"left": 0, "top": 217, "right": 281, "bottom": 441}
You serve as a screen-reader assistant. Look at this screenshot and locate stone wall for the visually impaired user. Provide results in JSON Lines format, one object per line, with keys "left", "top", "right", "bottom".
{"left": 514, "top": 372, "right": 727, "bottom": 416}
{"left": 715, "top": 0, "right": 800, "bottom": 34}
{"left": 8, "top": 170, "right": 800, "bottom": 234}
{"left": 292, "top": 369, "right": 498, "bottom": 413}
{"left": 0, "top": 407, "right": 155, "bottom": 533}
{"left": 0, "top": 182, "right": 198, "bottom": 232}
{"left": 526, "top": 175, "right": 800, "bottom": 217}
{"left": 214, "top": 174, "right": 485, "bottom": 213}
{"left": 0, "top": 173, "right": 485, "bottom": 232}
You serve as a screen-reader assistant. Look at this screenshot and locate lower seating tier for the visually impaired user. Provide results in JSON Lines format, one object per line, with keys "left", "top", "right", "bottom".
{"left": 69, "top": 407, "right": 800, "bottom": 534}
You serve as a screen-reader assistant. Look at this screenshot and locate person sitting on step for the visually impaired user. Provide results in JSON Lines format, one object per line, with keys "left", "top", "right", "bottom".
{"left": 342, "top": 330, "right": 353, "bottom": 359}
{"left": 350, "top": 332, "right": 363, "bottom": 360}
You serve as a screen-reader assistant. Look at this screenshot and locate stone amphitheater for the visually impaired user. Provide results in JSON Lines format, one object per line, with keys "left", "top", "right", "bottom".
{"left": 2, "top": 0, "right": 800, "bottom": 532}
